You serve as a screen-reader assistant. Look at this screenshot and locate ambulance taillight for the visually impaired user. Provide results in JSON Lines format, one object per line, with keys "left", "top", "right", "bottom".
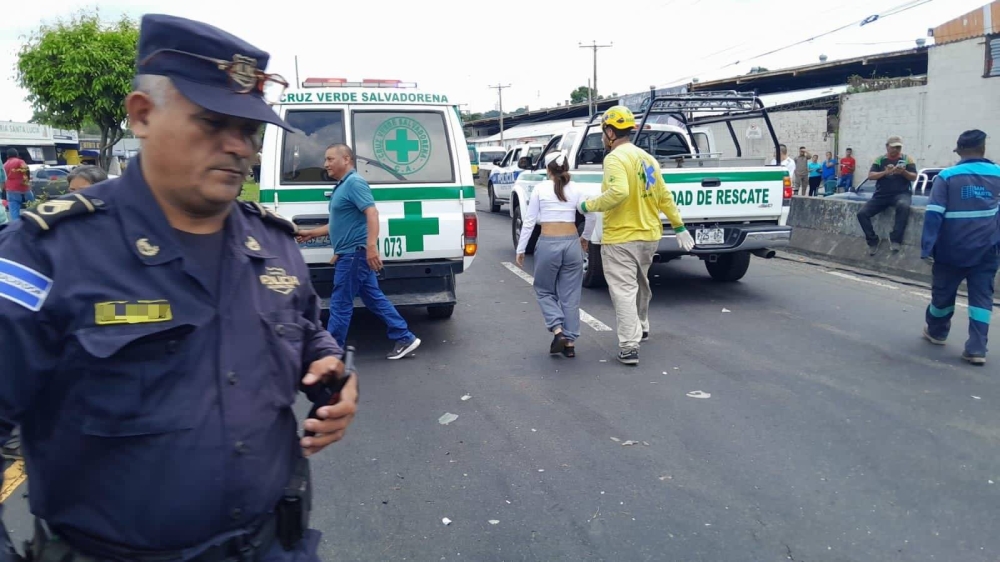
{"left": 463, "top": 213, "right": 478, "bottom": 256}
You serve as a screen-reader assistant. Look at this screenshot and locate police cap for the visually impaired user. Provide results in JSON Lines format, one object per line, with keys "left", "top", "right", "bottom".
{"left": 955, "top": 129, "right": 988, "bottom": 152}
{"left": 136, "top": 14, "right": 294, "bottom": 131}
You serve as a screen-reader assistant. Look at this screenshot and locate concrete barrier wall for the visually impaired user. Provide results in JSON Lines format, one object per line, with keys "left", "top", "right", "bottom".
{"left": 786, "top": 197, "right": 935, "bottom": 283}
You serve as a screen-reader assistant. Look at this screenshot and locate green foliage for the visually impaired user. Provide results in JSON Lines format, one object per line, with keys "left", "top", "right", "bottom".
{"left": 239, "top": 182, "right": 260, "bottom": 203}
{"left": 16, "top": 10, "right": 139, "bottom": 170}
{"left": 571, "top": 86, "right": 596, "bottom": 105}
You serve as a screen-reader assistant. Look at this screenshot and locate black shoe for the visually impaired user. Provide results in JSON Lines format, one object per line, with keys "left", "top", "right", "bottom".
{"left": 641, "top": 331, "right": 649, "bottom": 342}
{"left": 868, "top": 241, "right": 880, "bottom": 256}
{"left": 962, "top": 352, "right": 986, "bottom": 366}
{"left": 562, "top": 346, "right": 576, "bottom": 358}
{"left": 616, "top": 348, "right": 639, "bottom": 365}
{"left": 550, "top": 332, "right": 568, "bottom": 354}
{"left": 387, "top": 337, "right": 421, "bottom": 360}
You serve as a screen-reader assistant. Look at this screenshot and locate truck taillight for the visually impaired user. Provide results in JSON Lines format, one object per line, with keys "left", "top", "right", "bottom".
{"left": 464, "top": 213, "right": 478, "bottom": 256}
{"left": 783, "top": 176, "right": 793, "bottom": 206}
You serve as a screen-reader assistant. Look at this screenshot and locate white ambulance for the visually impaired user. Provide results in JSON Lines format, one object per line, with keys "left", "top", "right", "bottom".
{"left": 258, "top": 78, "right": 478, "bottom": 320}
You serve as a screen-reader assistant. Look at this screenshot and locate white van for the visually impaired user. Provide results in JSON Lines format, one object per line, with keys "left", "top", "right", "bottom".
{"left": 477, "top": 146, "right": 507, "bottom": 175}
{"left": 258, "top": 78, "right": 478, "bottom": 320}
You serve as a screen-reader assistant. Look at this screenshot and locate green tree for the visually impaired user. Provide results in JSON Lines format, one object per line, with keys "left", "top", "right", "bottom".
{"left": 570, "top": 86, "right": 596, "bottom": 105}
{"left": 17, "top": 11, "right": 139, "bottom": 171}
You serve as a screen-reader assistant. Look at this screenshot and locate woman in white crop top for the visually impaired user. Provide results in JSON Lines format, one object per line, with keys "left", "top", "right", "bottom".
{"left": 515, "top": 152, "right": 595, "bottom": 357}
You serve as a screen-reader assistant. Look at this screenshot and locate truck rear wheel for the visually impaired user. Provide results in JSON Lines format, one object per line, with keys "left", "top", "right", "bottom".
{"left": 705, "top": 251, "right": 751, "bottom": 282}
{"left": 512, "top": 204, "right": 539, "bottom": 255}
{"left": 582, "top": 242, "right": 606, "bottom": 288}
{"left": 428, "top": 304, "right": 455, "bottom": 319}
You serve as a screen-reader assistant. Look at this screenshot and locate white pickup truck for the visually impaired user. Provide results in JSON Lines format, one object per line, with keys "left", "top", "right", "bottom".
{"left": 510, "top": 91, "right": 794, "bottom": 286}
{"left": 486, "top": 142, "right": 545, "bottom": 213}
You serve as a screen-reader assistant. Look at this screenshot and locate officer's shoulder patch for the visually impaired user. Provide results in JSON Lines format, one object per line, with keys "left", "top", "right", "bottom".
{"left": 239, "top": 201, "right": 299, "bottom": 235}
{"left": 21, "top": 192, "right": 107, "bottom": 234}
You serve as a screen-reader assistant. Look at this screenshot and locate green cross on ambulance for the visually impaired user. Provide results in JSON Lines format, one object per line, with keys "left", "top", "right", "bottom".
{"left": 258, "top": 78, "right": 478, "bottom": 320}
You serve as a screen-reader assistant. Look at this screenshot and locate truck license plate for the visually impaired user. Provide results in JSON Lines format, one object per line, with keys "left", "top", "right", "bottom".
{"left": 695, "top": 228, "right": 724, "bottom": 245}
{"left": 298, "top": 235, "right": 330, "bottom": 249}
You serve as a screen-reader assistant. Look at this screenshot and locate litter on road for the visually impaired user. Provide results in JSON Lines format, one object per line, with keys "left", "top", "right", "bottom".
{"left": 442, "top": 518, "right": 452, "bottom": 526}
{"left": 622, "top": 440, "right": 639, "bottom": 446}
{"left": 488, "top": 520, "right": 499, "bottom": 525}
{"left": 686, "top": 391, "right": 712, "bottom": 399}
{"left": 438, "top": 413, "right": 459, "bottom": 425}
{"left": 461, "top": 395, "right": 471, "bottom": 401}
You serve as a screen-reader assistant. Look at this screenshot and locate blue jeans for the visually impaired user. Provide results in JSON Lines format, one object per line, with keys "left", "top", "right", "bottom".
{"left": 926, "top": 251, "right": 1000, "bottom": 357}
{"left": 6, "top": 191, "right": 34, "bottom": 220}
{"left": 837, "top": 175, "right": 853, "bottom": 190}
{"left": 326, "top": 249, "right": 415, "bottom": 348}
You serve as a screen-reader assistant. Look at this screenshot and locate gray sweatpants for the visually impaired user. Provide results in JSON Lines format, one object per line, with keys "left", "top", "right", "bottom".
{"left": 533, "top": 235, "right": 584, "bottom": 342}
{"left": 602, "top": 240, "right": 658, "bottom": 351}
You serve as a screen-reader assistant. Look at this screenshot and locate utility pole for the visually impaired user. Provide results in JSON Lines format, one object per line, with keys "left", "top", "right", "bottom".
{"left": 488, "top": 83, "right": 511, "bottom": 146}
{"left": 579, "top": 40, "right": 613, "bottom": 117}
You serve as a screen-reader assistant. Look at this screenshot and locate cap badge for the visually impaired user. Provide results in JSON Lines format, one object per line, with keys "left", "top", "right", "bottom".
{"left": 229, "top": 55, "right": 259, "bottom": 91}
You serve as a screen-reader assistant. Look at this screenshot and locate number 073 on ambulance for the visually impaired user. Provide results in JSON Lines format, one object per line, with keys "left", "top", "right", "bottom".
{"left": 257, "top": 78, "right": 477, "bottom": 320}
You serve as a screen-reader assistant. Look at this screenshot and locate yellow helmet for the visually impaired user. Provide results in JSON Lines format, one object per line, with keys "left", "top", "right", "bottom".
{"left": 601, "top": 105, "right": 636, "bottom": 130}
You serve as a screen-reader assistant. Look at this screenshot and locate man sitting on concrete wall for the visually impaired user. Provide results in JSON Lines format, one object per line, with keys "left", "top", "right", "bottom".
{"left": 857, "top": 136, "right": 918, "bottom": 255}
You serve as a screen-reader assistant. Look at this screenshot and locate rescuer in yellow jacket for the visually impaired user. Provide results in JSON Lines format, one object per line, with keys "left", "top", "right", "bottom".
{"left": 580, "top": 105, "right": 695, "bottom": 366}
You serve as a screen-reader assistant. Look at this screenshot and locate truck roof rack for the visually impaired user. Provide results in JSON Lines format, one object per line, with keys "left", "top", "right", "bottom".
{"left": 645, "top": 91, "right": 761, "bottom": 113}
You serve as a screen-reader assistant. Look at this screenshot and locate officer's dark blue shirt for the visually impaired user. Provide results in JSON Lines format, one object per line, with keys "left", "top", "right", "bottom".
{"left": 921, "top": 158, "right": 1000, "bottom": 267}
{"left": 0, "top": 157, "right": 342, "bottom": 550}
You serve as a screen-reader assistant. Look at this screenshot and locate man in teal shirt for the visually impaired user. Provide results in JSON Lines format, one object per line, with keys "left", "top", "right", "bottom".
{"left": 298, "top": 144, "right": 421, "bottom": 359}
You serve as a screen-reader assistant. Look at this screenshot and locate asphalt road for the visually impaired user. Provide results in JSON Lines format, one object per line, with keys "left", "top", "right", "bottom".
{"left": 4, "top": 188, "right": 998, "bottom": 562}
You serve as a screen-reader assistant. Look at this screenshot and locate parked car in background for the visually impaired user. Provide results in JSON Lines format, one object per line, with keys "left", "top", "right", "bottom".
{"left": 29, "top": 164, "right": 119, "bottom": 198}
{"left": 826, "top": 167, "right": 941, "bottom": 208}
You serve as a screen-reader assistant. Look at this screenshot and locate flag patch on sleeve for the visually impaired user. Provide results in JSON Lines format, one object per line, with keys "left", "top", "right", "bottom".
{"left": 0, "top": 257, "right": 53, "bottom": 311}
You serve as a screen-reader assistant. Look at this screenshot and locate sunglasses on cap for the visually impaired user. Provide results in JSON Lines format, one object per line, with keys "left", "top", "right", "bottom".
{"left": 139, "top": 48, "right": 290, "bottom": 104}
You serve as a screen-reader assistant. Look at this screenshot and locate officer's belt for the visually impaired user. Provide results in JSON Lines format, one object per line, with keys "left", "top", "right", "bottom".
{"left": 37, "top": 514, "right": 277, "bottom": 562}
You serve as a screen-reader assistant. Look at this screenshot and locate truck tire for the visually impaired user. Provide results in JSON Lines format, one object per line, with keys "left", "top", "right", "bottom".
{"left": 582, "top": 242, "right": 606, "bottom": 288}
{"left": 428, "top": 304, "right": 455, "bottom": 319}
{"left": 488, "top": 183, "right": 501, "bottom": 213}
{"left": 705, "top": 251, "right": 751, "bottom": 282}
{"left": 511, "top": 204, "right": 539, "bottom": 255}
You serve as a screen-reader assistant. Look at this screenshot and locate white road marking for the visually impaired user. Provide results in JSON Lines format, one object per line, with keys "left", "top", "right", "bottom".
{"left": 826, "top": 270, "right": 971, "bottom": 309}
{"left": 501, "top": 261, "right": 613, "bottom": 332}
{"left": 826, "top": 271, "right": 899, "bottom": 290}
{"left": 909, "top": 291, "right": 968, "bottom": 308}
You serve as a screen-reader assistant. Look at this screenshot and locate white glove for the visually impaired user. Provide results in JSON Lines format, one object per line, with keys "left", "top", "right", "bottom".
{"left": 676, "top": 229, "right": 695, "bottom": 252}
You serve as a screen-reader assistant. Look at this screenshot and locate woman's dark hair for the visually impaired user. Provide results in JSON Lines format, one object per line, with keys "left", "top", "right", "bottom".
{"left": 547, "top": 154, "right": 571, "bottom": 202}
{"left": 67, "top": 165, "right": 108, "bottom": 186}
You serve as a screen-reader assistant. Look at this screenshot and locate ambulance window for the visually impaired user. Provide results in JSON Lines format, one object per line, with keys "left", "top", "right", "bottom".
{"left": 280, "top": 110, "right": 346, "bottom": 184}
{"left": 352, "top": 111, "right": 456, "bottom": 184}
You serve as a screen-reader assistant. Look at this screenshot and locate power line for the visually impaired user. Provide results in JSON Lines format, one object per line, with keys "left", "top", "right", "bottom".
{"left": 657, "top": 0, "right": 938, "bottom": 87}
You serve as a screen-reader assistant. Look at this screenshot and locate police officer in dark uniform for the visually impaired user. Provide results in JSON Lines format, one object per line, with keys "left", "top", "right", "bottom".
{"left": 921, "top": 129, "right": 1000, "bottom": 366}
{"left": 0, "top": 14, "right": 358, "bottom": 561}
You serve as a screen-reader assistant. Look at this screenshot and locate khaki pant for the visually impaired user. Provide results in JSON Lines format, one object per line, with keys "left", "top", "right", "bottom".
{"left": 794, "top": 173, "right": 808, "bottom": 195}
{"left": 601, "top": 241, "right": 658, "bottom": 351}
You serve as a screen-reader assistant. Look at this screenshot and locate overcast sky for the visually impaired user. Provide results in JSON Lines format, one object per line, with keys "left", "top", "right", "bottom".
{"left": 0, "top": 0, "right": 989, "bottom": 122}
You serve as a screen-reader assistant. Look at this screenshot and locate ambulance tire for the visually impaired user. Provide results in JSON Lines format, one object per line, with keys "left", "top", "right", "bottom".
{"left": 428, "top": 304, "right": 455, "bottom": 319}
{"left": 512, "top": 204, "right": 539, "bottom": 255}
{"left": 488, "top": 183, "right": 501, "bottom": 213}
{"left": 582, "top": 242, "right": 606, "bottom": 288}
{"left": 705, "top": 251, "right": 751, "bottom": 282}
